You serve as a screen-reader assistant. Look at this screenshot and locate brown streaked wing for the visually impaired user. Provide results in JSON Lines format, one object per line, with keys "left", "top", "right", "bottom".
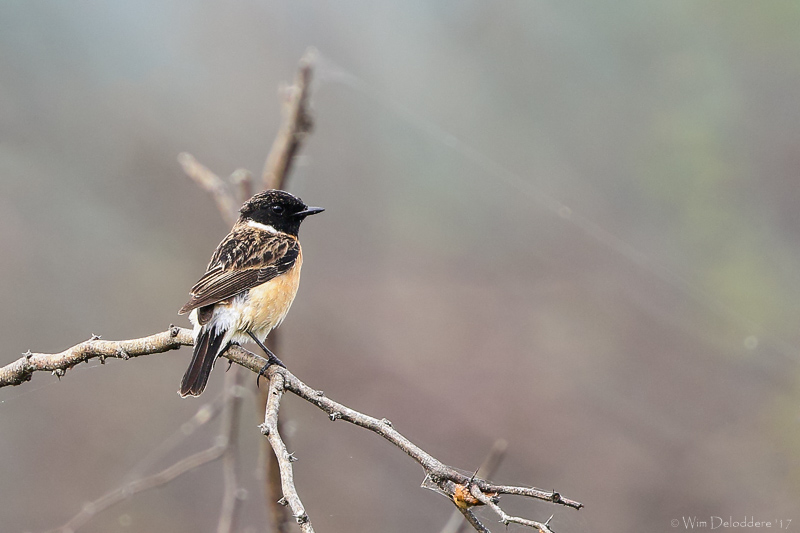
{"left": 178, "top": 233, "right": 299, "bottom": 315}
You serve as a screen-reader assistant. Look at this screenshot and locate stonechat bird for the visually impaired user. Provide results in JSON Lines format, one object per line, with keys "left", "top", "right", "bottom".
{"left": 178, "top": 189, "right": 323, "bottom": 397}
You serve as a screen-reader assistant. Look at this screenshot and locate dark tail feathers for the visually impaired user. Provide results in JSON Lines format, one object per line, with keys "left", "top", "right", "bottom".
{"left": 180, "top": 327, "right": 227, "bottom": 397}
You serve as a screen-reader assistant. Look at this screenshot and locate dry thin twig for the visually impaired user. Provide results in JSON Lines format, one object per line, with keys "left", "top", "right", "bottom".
{"left": 44, "top": 395, "right": 228, "bottom": 533}
{"left": 470, "top": 485, "right": 555, "bottom": 533}
{"left": 217, "top": 368, "right": 245, "bottom": 533}
{"left": 262, "top": 47, "right": 316, "bottom": 190}
{"left": 177, "top": 152, "right": 239, "bottom": 225}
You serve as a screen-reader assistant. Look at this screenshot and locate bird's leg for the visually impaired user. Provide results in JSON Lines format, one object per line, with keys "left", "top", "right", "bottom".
{"left": 223, "top": 342, "right": 238, "bottom": 371}
{"left": 248, "top": 332, "right": 286, "bottom": 387}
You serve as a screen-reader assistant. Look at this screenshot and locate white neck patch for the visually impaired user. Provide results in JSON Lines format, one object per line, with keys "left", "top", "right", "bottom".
{"left": 247, "top": 219, "right": 279, "bottom": 234}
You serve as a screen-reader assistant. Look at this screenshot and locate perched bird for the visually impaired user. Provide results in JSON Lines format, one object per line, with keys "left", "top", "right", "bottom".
{"left": 178, "top": 189, "right": 323, "bottom": 397}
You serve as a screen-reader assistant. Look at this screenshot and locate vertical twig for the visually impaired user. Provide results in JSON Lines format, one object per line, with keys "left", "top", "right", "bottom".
{"left": 260, "top": 373, "right": 315, "bottom": 533}
{"left": 262, "top": 330, "right": 290, "bottom": 531}
{"left": 217, "top": 367, "right": 244, "bottom": 533}
{"left": 256, "top": 47, "right": 317, "bottom": 532}
{"left": 261, "top": 48, "right": 316, "bottom": 190}
{"left": 178, "top": 47, "right": 317, "bottom": 531}
{"left": 258, "top": 326, "right": 291, "bottom": 532}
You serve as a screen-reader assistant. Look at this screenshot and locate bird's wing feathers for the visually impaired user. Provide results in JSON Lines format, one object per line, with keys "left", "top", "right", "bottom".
{"left": 178, "top": 229, "right": 299, "bottom": 314}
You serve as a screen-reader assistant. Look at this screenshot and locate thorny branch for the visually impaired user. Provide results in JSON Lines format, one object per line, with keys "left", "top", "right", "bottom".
{"left": 259, "top": 372, "right": 314, "bottom": 533}
{"left": 3, "top": 330, "right": 583, "bottom": 531}
{"left": 0, "top": 328, "right": 190, "bottom": 387}
{"left": 471, "top": 485, "right": 556, "bottom": 533}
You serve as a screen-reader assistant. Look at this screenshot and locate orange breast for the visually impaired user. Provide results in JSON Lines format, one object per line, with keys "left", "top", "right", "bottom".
{"left": 239, "top": 247, "right": 303, "bottom": 336}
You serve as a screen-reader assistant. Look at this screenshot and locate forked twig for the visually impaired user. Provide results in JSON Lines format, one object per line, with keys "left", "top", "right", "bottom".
{"left": 177, "top": 152, "right": 239, "bottom": 225}
{"left": 470, "top": 484, "right": 556, "bottom": 533}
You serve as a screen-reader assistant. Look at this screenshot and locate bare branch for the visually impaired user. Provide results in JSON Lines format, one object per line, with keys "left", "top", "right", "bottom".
{"left": 260, "top": 341, "right": 292, "bottom": 532}
{"left": 46, "top": 396, "right": 228, "bottom": 533}
{"left": 178, "top": 152, "right": 239, "bottom": 224}
{"left": 470, "top": 485, "right": 555, "bottom": 533}
{"left": 217, "top": 368, "right": 245, "bottom": 533}
{"left": 262, "top": 47, "right": 316, "bottom": 190}
{"left": 7, "top": 333, "right": 582, "bottom": 531}
{"left": 263, "top": 365, "right": 582, "bottom": 511}
{"left": 0, "top": 327, "right": 192, "bottom": 388}
{"left": 259, "top": 372, "right": 315, "bottom": 533}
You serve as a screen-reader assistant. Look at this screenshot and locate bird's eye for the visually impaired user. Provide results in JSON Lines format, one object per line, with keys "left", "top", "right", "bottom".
{"left": 271, "top": 205, "right": 285, "bottom": 215}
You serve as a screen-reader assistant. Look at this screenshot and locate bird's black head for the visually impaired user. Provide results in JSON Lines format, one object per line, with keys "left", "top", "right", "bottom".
{"left": 239, "top": 189, "right": 324, "bottom": 237}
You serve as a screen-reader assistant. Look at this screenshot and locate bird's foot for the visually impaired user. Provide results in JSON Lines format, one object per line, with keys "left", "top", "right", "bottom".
{"left": 256, "top": 351, "right": 286, "bottom": 387}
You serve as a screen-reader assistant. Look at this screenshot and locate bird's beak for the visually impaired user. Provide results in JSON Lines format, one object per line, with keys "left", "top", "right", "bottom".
{"left": 292, "top": 206, "right": 325, "bottom": 219}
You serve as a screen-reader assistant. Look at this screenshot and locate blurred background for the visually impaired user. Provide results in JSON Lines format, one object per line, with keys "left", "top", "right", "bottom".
{"left": 2, "top": 2, "right": 800, "bottom": 532}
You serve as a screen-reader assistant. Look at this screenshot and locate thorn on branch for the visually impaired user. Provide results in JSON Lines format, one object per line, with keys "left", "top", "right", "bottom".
{"left": 258, "top": 423, "right": 270, "bottom": 436}
{"left": 294, "top": 512, "right": 309, "bottom": 524}
{"left": 287, "top": 452, "right": 298, "bottom": 463}
{"left": 90, "top": 334, "right": 101, "bottom": 341}
{"left": 381, "top": 418, "right": 393, "bottom": 427}
{"left": 328, "top": 411, "right": 341, "bottom": 421}
{"left": 52, "top": 368, "right": 66, "bottom": 379}
{"left": 117, "top": 348, "right": 130, "bottom": 361}
{"left": 169, "top": 324, "right": 180, "bottom": 338}
{"left": 277, "top": 497, "right": 288, "bottom": 506}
